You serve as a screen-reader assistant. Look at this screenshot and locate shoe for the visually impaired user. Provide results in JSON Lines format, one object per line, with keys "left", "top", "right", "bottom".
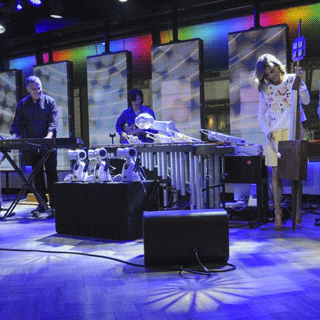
{"left": 274, "top": 209, "right": 283, "bottom": 229}
{"left": 31, "top": 204, "right": 47, "bottom": 214}
{"left": 47, "top": 208, "right": 55, "bottom": 219}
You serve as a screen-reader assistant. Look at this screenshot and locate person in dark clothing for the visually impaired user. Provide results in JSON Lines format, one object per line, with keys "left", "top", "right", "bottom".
{"left": 116, "top": 89, "right": 156, "bottom": 144}
{"left": 10, "top": 76, "right": 58, "bottom": 214}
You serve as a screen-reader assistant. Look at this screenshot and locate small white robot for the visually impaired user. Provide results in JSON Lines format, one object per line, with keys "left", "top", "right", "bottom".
{"left": 85, "top": 148, "right": 112, "bottom": 182}
{"left": 63, "top": 149, "right": 90, "bottom": 182}
{"left": 113, "top": 147, "right": 143, "bottom": 182}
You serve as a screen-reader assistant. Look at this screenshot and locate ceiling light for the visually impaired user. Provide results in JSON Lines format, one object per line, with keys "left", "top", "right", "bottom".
{"left": 50, "top": 13, "right": 62, "bottom": 19}
{"left": 49, "top": 0, "right": 63, "bottom": 19}
{"left": 119, "top": 0, "right": 128, "bottom": 2}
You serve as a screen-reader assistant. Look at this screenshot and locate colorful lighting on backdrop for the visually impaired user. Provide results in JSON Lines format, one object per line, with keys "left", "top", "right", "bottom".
{"left": 41, "top": 35, "right": 152, "bottom": 86}
{"left": 9, "top": 3, "right": 320, "bottom": 86}
{"left": 9, "top": 55, "right": 37, "bottom": 92}
{"left": 162, "top": 16, "right": 254, "bottom": 71}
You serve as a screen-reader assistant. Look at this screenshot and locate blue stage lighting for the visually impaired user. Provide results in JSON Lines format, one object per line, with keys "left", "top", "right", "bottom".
{"left": 16, "top": 1, "right": 23, "bottom": 11}
{"left": 29, "top": 0, "right": 42, "bottom": 6}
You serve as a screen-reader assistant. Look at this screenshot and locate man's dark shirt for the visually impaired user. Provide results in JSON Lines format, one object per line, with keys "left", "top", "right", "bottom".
{"left": 11, "top": 94, "right": 58, "bottom": 138}
{"left": 115, "top": 105, "right": 157, "bottom": 143}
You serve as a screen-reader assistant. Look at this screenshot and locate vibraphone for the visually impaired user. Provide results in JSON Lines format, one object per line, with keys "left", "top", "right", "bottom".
{"left": 94, "top": 142, "right": 235, "bottom": 210}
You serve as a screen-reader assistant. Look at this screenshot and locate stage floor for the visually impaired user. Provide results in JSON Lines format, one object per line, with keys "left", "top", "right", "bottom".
{"left": 0, "top": 201, "right": 320, "bottom": 320}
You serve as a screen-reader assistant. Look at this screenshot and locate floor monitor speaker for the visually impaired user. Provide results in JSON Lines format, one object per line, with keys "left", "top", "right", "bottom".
{"left": 143, "top": 209, "right": 229, "bottom": 267}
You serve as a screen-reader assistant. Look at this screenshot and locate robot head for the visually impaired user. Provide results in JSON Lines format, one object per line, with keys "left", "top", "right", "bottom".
{"left": 116, "top": 147, "right": 137, "bottom": 160}
{"left": 135, "top": 113, "right": 155, "bottom": 130}
{"left": 87, "top": 149, "right": 98, "bottom": 160}
{"left": 87, "top": 148, "right": 108, "bottom": 160}
{"left": 68, "top": 149, "right": 87, "bottom": 161}
{"left": 97, "top": 147, "right": 108, "bottom": 159}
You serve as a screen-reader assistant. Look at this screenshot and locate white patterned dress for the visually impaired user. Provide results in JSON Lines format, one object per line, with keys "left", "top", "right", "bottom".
{"left": 258, "top": 74, "right": 310, "bottom": 166}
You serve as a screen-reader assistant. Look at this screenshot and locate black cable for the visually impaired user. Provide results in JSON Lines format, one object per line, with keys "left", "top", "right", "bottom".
{"left": 261, "top": 178, "right": 273, "bottom": 198}
{"left": 261, "top": 178, "right": 291, "bottom": 215}
{"left": 0, "top": 247, "right": 236, "bottom": 277}
{"left": 179, "top": 262, "right": 236, "bottom": 278}
{"left": 139, "top": 180, "right": 147, "bottom": 195}
{"left": 158, "top": 193, "right": 190, "bottom": 210}
{"left": 0, "top": 247, "right": 171, "bottom": 270}
{"left": 179, "top": 267, "right": 211, "bottom": 277}
{"left": 137, "top": 165, "right": 147, "bottom": 181}
{"left": 0, "top": 247, "right": 142, "bottom": 265}
{"left": 194, "top": 248, "right": 208, "bottom": 272}
{"left": 201, "top": 183, "right": 224, "bottom": 192}
{"left": 179, "top": 248, "right": 236, "bottom": 277}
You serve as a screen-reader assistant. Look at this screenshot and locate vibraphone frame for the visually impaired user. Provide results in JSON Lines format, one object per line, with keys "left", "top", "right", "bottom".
{"left": 96, "top": 143, "right": 235, "bottom": 210}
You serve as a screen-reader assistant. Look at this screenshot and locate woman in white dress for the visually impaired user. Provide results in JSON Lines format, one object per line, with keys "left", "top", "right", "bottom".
{"left": 255, "top": 54, "right": 310, "bottom": 229}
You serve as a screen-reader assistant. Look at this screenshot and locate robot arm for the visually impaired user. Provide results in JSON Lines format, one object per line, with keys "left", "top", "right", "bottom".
{"left": 135, "top": 113, "right": 179, "bottom": 136}
{"left": 135, "top": 113, "right": 201, "bottom": 143}
{"left": 200, "top": 129, "right": 246, "bottom": 145}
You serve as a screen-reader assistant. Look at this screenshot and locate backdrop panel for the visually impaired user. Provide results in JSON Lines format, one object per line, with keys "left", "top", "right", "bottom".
{"left": 228, "top": 24, "right": 288, "bottom": 149}
{"left": 87, "top": 51, "right": 132, "bottom": 146}
{"left": 151, "top": 39, "right": 204, "bottom": 140}
{"left": 0, "top": 69, "right": 22, "bottom": 170}
{"left": 33, "top": 61, "right": 74, "bottom": 170}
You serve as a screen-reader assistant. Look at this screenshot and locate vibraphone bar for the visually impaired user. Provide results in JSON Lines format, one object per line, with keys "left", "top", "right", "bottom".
{"left": 94, "top": 143, "right": 235, "bottom": 210}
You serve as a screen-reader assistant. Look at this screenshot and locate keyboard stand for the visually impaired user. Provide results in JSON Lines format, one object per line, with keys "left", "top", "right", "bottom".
{"left": 0, "top": 148, "right": 55, "bottom": 220}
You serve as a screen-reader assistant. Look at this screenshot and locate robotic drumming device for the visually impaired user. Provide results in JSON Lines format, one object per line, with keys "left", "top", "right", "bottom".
{"left": 86, "top": 148, "right": 112, "bottom": 182}
{"left": 135, "top": 113, "right": 201, "bottom": 143}
{"left": 113, "top": 147, "right": 144, "bottom": 182}
{"left": 64, "top": 149, "right": 90, "bottom": 182}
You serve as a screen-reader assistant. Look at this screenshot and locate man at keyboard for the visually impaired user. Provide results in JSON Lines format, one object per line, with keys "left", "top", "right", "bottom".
{"left": 10, "top": 76, "right": 58, "bottom": 215}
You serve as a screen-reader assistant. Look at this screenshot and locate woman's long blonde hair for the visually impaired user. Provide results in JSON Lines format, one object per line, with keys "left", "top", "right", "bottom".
{"left": 255, "top": 54, "right": 286, "bottom": 92}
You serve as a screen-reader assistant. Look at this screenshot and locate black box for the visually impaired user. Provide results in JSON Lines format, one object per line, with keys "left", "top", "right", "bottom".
{"left": 225, "top": 156, "right": 267, "bottom": 184}
{"left": 54, "top": 183, "right": 90, "bottom": 237}
{"left": 55, "top": 180, "right": 159, "bottom": 240}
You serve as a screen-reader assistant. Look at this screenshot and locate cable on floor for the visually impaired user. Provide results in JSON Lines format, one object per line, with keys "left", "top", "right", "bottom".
{"left": 0, "top": 247, "right": 236, "bottom": 277}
